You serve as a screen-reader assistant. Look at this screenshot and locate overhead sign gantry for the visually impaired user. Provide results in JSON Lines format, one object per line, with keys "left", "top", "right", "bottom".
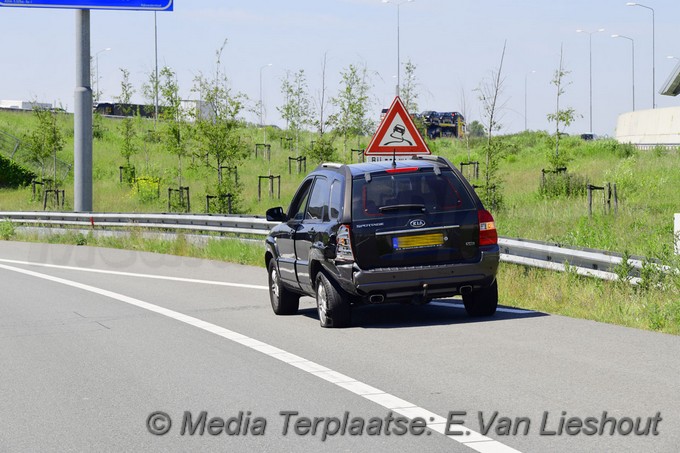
{"left": 0, "top": 1, "right": 172, "bottom": 11}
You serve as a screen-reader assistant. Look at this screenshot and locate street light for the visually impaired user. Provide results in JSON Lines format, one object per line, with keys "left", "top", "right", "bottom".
{"left": 259, "top": 63, "right": 272, "bottom": 142}
{"left": 612, "top": 34, "right": 635, "bottom": 111}
{"left": 626, "top": 2, "right": 655, "bottom": 108}
{"left": 382, "top": 0, "right": 414, "bottom": 97}
{"left": 524, "top": 70, "right": 535, "bottom": 131}
{"left": 93, "top": 47, "right": 111, "bottom": 103}
{"left": 667, "top": 55, "right": 680, "bottom": 62}
{"left": 576, "top": 28, "right": 605, "bottom": 133}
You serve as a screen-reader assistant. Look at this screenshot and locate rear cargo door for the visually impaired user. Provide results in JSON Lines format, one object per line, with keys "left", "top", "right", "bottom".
{"left": 350, "top": 168, "right": 479, "bottom": 270}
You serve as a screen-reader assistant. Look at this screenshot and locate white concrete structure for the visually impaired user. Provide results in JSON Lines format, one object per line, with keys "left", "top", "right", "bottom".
{"left": 0, "top": 100, "right": 52, "bottom": 110}
{"left": 615, "top": 106, "right": 680, "bottom": 148}
{"left": 179, "top": 99, "right": 213, "bottom": 122}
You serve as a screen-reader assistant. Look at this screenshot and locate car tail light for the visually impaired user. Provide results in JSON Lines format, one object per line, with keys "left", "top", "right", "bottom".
{"left": 336, "top": 224, "right": 354, "bottom": 261}
{"left": 478, "top": 209, "right": 497, "bottom": 246}
{"left": 385, "top": 167, "right": 419, "bottom": 174}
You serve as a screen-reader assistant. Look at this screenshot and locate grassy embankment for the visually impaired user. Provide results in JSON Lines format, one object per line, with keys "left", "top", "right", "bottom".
{"left": 1, "top": 110, "right": 678, "bottom": 334}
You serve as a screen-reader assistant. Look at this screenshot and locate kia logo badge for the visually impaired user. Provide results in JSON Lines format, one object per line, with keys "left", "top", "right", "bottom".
{"left": 409, "top": 219, "right": 426, "bottom": 228}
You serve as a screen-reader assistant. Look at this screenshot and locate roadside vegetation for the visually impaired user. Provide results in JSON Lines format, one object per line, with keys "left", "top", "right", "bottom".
{"left": 1, "top": 68, "right": 679, "bottom": 335}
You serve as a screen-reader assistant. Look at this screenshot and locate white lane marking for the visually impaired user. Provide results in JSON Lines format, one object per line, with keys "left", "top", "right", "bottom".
{"left": 0, "top": 258, "right": 267, "bottom": 290}
{"left": 0, "top": 258, "right": 534, "bottom": 315}
{"left": 0, "top": 262, "right": 523, "bottom": 453}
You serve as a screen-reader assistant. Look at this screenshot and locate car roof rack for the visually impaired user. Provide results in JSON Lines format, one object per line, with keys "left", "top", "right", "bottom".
{"left": 412, "top": 154, "right": 457, "bottom": 172}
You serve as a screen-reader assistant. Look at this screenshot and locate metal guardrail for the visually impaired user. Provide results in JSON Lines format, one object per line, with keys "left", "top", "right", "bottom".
{"left": 0, "top": 211, "right": 276, "bottom": 236}
{"left": 0, "top": 211, "right": 657, "bottom": 283}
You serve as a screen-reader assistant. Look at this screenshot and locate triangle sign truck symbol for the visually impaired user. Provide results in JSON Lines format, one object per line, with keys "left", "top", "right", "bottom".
{"left": 365, "top": 96, "right": 430, "bottom": 156}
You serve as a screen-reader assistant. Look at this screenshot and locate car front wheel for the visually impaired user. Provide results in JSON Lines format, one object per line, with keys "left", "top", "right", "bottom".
{"left": 462, "top": 280, "right": 498, "bottom": 317}
{"left": 315, "top": 272, "right": 351, "bottom": 328}
{"left": 268, "top": 260, "right": 299, "bottom": 315}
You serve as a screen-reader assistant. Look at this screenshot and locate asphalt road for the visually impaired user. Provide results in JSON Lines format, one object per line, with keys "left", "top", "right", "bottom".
{"left": 0, "top": 241, "right": 678, "bottom": 453}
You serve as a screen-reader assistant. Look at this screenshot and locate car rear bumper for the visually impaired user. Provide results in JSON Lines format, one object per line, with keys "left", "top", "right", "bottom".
{"left": 338, "top": 246, "right": 500, "bottom": 303}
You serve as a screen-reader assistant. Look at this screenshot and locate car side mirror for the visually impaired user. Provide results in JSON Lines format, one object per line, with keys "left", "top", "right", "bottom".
{"left": 266, "top": 207, "right": 287, "bottom": 222}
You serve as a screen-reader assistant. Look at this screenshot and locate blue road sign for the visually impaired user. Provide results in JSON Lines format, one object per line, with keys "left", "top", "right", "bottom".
{"left": 0, "top": 0, "right": 172, "bottom": 11}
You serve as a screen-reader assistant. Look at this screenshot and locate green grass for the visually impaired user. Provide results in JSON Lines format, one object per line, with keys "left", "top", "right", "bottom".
{"left": 3, "top": 110, "right": 678, "bottom": 259}
{"left": 2, "top": 110, "right": 679, "bottom": 334}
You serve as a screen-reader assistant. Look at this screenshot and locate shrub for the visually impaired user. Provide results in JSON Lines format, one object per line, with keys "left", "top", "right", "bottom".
{"left": 0, "top": 219, "right": 15, "bottom": 240}
{"left": 305, "top": 135, "right": 337, "bottom": 164}
{"left": 133, "top": 176, "right": 161, "bottom": 203}
{"left": 539, "top": 171, "right": 587, "bottom": 198}
{"left": 0, "top": 154, "right": 37, "bottom": 188}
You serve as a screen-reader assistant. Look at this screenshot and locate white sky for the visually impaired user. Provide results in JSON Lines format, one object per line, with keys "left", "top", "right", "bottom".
{"left": 0, "top": 0, "right": 678, "bottom": 136}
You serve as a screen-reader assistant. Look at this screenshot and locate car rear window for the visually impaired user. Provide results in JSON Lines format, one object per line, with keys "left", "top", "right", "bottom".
{"left": 351, "top": 168, "right": 475, "bottom": 220}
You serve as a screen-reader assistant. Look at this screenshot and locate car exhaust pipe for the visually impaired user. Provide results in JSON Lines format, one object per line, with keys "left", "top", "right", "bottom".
{"left": 369, "top": 294, "right": 385, "bottom": 303}
{"left": 460, "top": 285, "right": 473, "bottom": 295}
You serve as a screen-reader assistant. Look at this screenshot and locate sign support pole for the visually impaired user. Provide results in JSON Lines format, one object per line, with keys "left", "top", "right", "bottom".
{"left": 74, "top": 9, "right": 93, "bottom": 212}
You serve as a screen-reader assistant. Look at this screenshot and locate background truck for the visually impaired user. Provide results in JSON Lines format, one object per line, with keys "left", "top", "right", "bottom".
{"left": 422, "top": 111, "right": 465, "bottom": 139}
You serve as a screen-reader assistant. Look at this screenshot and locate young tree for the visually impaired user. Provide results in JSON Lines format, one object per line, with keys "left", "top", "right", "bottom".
{"left": 278, "top": 69, "right": 314, "bottom": 154}
{"left": 546, "top": 44, "right": 580, "bottom": 169}
{"left": 142, "top": 68, "right": 160, "bottom": 129}
{"left": 475, "top": 41, "right": 509, "bottom": 210}
{"left": 158, "top": 66, "right": 190, "bottom": 187}
{"left": 459, "top": 87, "right": 473, "bottom": 161}
{"left": 192, "top": 40, "right": 249, "bottom": 212}
{"left": 24, "top": 105, "right": 64, "bottom": 185}
{"left": 400, "top": 59, "right": 419, "bottom": 113}
{"left": 331, "top": 63, "right": 373, "bottom": 155}
{"left": 116, "top": 68, "right": 138, "bottom": 176}
{"left": 314, "top": 52, "right": 334, "bottom": 136}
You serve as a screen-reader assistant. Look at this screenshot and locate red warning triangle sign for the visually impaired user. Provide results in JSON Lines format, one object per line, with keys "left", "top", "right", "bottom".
{"left": 365, "top": 96, "right": 430, "bottom": 157}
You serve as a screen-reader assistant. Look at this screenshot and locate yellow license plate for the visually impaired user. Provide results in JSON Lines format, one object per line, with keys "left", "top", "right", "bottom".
{"left": 393, "top": 233, "right": 444, "bottom": 250}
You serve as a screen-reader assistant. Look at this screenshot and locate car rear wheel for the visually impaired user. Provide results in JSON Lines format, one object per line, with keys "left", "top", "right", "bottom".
{"left": 462, "top": 280, "right": 498, "bottom": 317}
{"left": 268, "top": 260, "right": 299, "bottom": 315}
{"left": 315, "top": 272, "right": 351, "bottom": 328}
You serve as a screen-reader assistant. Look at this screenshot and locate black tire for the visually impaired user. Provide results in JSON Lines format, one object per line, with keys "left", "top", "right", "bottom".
{"left": 462, "top": 280, "right": 498, "bottom": 317}
{"left": 268, "top": 260, "right": 299, "bottom": 315}
{"left": 315, "top": 272, "right": 351, "bottom": 328}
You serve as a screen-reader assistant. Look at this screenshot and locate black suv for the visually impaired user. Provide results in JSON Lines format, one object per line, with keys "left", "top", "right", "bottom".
{"left": 265, "top": 155, "right": 499, "bottom": 328}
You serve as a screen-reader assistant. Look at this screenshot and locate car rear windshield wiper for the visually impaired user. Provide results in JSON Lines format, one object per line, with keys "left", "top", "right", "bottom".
{"left": 379, "top": 204, "right": 426, "bottom": 213}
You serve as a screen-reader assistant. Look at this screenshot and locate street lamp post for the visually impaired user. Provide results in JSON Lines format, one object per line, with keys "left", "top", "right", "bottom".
{"left": 524, "top": 70, "right": 535, "bottom": 131}
{"left": 259, "top": 63, "right": 272, "bottom": 142}
{"left": 626, "top": 2, "right": 655, "bottom": 108}
{"left": 667, "top": 55, "right": 680, "bottom": 62}
{"left": 612, "top": 34, "right": 635, "bottom": 111}
{"left": 94, "top": 47, "right": 111, "bottom": 103}
{"left": 382, "top": 0, "right": 413, "bottom": 97}
{"left": 576, "top": 28, "right": 604, "bottom": 133}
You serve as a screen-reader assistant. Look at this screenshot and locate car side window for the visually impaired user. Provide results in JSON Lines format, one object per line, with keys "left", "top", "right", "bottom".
{"left": 288, "top": 178, "right": 313, "bottom": 221}
{"left": 305, "top": 176, "right": 329, "bottom": 222}
{"left": 329, "top": 180, "right": 343, "bottom": 221}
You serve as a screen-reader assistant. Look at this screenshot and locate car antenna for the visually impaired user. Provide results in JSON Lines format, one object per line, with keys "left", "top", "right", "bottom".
{"left": 391, "top": 149, "right": 397, "bottom": 168}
